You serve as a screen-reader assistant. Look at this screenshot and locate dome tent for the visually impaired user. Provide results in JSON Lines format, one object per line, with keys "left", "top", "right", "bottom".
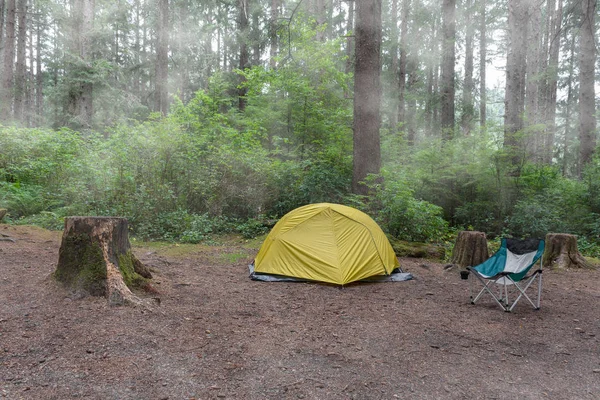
{"left": 251, "top": 203, "right": 409, "bottom": 285}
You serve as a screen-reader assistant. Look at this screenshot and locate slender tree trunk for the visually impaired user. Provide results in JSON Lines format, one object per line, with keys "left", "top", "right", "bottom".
{"left": 133, "top": 0, "right": 140, "bottom": 98}
{"left": 36, "top": 16, "right": 43, "bottom": 123}
{"left": 406, "top": 56, "right": 417, "bottom": 145}
{"left": 0, "top": 0, "right": 5, "bottom": 51}
{"left": 389, "top": 0, "right": 398, "bottom": 130}
{"left": 397, "top": 0, "right": 409, "bottom": 126}
{"left": 79, "top": 0, "right": 94, "bottom": 127}
{"left": 68, "top": 0, "right": 95, "bottom": 128}
{"left": 440, "top": 0, "right": 456, "bottom": 140}
{"left": 352, "top": 0, "right": 382, "bottom": 195}
{"left": 504, "top": 0, "right": 529, "bottom": 171}
{"left": 141, "top": 1, "right": 148, "bottom": 104}
{"left": 251, "top": 7, "right": 260, "bottom": 65}
{"left": 1, "top": 0, "right": 16, "bottom": 121}
{"left": 562, "top": 34, "right": 576, "bottom": 176}
{"left": 316, "top": 0, "right": 326, "bottom": 41}
{"left": 13, "top": 0, "right": 26, "bottom": 122}
{"left": 479, "top": 0, "right": 486, "bottom": 129}
{"left": 425, "top": 17, "right": 438, "bottom": 135}
{"left": 155, "top": 0, "right": 169, "bottom": 116}
{"left": 543, "top": 0, "right": 562, "bottom": 164}
{"left": 238, "top": 0, "right": 249, "bottom": 111}
{"left": 345, "top": 0, "right": 354, "bottom": 75}
{"left": 461, "top": 0, "right": 474, "bottom": 136}
{"left": 269, "top": 0, "right": 278, "bottom": 68}
{"left": 578, "top": 0, "right": 596, "bottom": 175}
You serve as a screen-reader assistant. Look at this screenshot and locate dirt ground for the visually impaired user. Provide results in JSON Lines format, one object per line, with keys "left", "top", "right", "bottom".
{"left": 1, "top": 224, "right": 599, "bottom": 400}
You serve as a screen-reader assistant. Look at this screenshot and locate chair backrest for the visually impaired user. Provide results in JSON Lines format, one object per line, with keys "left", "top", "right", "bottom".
{"left": 473, "top": 238, "right": 545, "bottom": 281}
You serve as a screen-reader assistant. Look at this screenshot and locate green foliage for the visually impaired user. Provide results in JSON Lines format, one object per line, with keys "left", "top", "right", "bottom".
{"left": 236, "top": 217, "right": 269, "bottom": 240}
{"left": 506, "top": 165, "right": 592, "bottom": 238}
{"left": 365, "top": 172, "right": 449, "bottom": 242}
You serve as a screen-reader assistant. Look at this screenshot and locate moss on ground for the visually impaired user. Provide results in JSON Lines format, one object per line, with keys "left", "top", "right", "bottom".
{"left": 389, "top": 239, "right": 445, "bottom": 260}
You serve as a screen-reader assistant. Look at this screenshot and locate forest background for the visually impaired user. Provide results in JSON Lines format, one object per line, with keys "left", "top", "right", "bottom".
{"left": 0, "top": 0, "right": 599, "bottom": 257}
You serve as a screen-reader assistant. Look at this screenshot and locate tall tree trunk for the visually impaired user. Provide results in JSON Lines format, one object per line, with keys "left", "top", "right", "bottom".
{"left": 238, "top": 0, "right": 249, "bottom": 111}
{"left": 397, "top": 0, "right": 409, "bottom": 127}
{"left": 13, "top": 0, "right": 26, "bottom": 122}
{"left": 36, "top": 16, "right": 43, "bottom": 123}
{"left": 68, "top": 0, "right": 95, "bottom": 128}
{"left": 389, "top": 0, "right": 398, "bottom": 130}
{"left": 133, "top": 0, "right": 141, "bottom": 99}
{"left": 174, "top": 0, "right": 189, "bottom": 102}
{"left": 461, "top": 0, "right": 474, "bottom": 136}
{"left": 79, "top": 0, "right": 94, "bottom": 127}
{"left": 251, "top": 6, "right": 261, "bottom": 65}
{"left": 1, "top": 0, "right": 16, "bottom": 121}
{"left": 577, "top": 0, "right": 596, "bottom": 175}
{"left": 525, "top": 1, "right": 542, "bottom": 161}
{"left": 562, "top": 34, "right": 576, "bottom": 176}
{"left": 543, "top": 0, "right": 563, "bottom": 164}
{"left": 155, "top": 0, "right": 169, "bottom": 116}
{"left": 269, "top": 0, "right": 278, "bottom": 68}
{"left": 141, "top": 1, "right": 148, "bottom": 105}
{"left": 345, "top": 0, "right": 354, "bottom": 75}
{"left": 0, "top": 0, "right": 5, "bottom": 51}
{"left": 352, "top": 0, "right": 382, "bottom": 195}
{"left": 478, "top": 0, "right": 486, "bottom": 129}
{"left": 440, "top": 0, "right": 456, "bottom": 140}
{"left": 425, "top": 17, "right": 438, "bottom": 135}
{"left": 315, "top": 0, "right": 326, "bottom": 41}
{"left": 504, "top": 0, "right": 529, "bottom": 172}
{"left": 406, "top": 56, "right": 417, "bottom": 145}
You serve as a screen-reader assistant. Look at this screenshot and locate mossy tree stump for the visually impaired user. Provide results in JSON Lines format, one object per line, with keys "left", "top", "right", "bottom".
{"left": 543, "top": 233, "right": 595, "bottom": 269}
{"left": 0, "top": 208, "right": 6, "bottom": 222}
{"left": 451, "top": 231, "right": 489, "bottom": 268}
{"left": 55, "top": 217, "right": 152, "bottom": 306}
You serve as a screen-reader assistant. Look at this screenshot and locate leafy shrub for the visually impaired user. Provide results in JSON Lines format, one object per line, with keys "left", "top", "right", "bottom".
{"left": 236, "top": 217, "right": 269, "bottom": 239}
{"left": 0, "top": 183, "right": 62, "bottom": 217}
{"left": 366, "top": 172, "right": 449, "bottom": 242}
{"left": 506, "top": 197, "right": 566, "bottom": 238}
{"left": 15, "top": 211, "right": 65, "bottom": 231}
{"left": 577, "top": 236, "right": 600, "bottom": 259}
{"left": 181, "top": 214, "right": 216, "bottom": 243}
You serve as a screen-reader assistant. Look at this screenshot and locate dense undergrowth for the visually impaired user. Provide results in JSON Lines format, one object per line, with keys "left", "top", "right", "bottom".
{"left": 2, "top": 118, "right": 599, "bottom": 258}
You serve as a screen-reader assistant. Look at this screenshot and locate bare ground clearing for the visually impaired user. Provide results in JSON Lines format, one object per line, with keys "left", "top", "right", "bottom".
{"left": 1, "top": 225, "right": 599, "bottom": 400}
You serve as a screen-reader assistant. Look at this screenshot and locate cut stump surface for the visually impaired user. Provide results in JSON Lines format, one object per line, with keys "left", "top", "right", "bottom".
{"left": 55, "top": 216, "right": 151, "bottom": 306}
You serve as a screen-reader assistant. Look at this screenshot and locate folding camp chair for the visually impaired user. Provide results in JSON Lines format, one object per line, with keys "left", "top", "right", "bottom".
{"left": 465, "top": 238, "right": 545, "bottom": 312}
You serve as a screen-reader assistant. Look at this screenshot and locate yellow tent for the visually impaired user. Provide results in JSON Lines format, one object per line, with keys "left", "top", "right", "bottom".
{"left": 253, "top": 203, "right": 400, "bottom": 285}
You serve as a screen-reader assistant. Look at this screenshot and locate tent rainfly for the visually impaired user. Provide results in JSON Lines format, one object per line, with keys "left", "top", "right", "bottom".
{"left": 251, "top": 203, "right": 405, "bottom": 285}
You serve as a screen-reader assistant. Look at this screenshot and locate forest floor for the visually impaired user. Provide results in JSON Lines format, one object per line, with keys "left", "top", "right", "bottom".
{"left": 1, "top": 224, "right": 600, "bottom": 400}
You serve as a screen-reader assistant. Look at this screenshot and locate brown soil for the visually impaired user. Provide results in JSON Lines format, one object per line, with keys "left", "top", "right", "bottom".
{"left": 1, "top": 225, "right": 599, "bottom": 400}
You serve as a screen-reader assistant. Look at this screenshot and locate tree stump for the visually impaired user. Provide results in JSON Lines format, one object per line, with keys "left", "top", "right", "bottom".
{"left": 0, "top": 208, "right": 6, "bottom": 222}
{"left": 542, "top": 233, "right": 596, "bottom": 269}
{"left": 54, "top": 217, "right": 152, "bottom": 306}
{"left": 451, "top": 231, "right": 489, "bottom": 268}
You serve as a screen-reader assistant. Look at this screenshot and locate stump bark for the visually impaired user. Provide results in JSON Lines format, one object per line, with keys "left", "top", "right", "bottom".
{"left": 451, "top": 231, "right": 489, "bottom": 268}
{"left": 55, "top": 217, "right": 152, "bottom": 306}
{"left": 0, "top": 208, "right": 6, "bottom": 222}
{"left": 542, "top": 233, "right": 596, "bottom": 269}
